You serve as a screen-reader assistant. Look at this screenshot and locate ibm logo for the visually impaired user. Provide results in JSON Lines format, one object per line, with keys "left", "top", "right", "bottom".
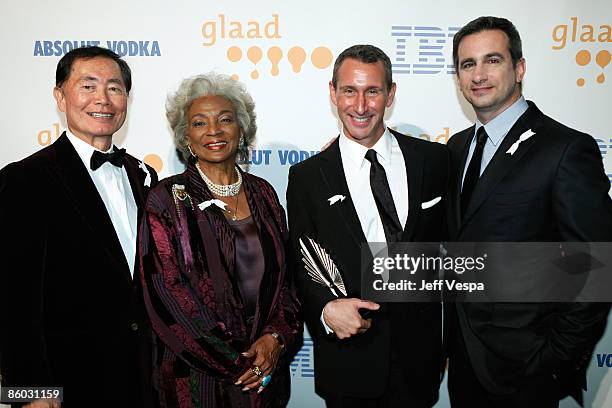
{"left": 391, "top": 25, "right": 460, "bottom": 75}
{"left": 596, "top": 138, "right": 612, "bottom": 156}
{"left": 581, "top": 138, "right": 611, "bottom": 188}
{"left": 290, "top": 337, "right": 314, "bottom": 378}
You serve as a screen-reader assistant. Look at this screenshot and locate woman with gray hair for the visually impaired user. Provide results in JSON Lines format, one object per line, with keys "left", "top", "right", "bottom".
{"left": 139, "top": 73, "right": 302, "bottom": 407}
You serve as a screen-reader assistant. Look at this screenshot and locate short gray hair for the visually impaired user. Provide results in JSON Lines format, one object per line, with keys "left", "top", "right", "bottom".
{"left": 166, "top": 73, "right": 257, "bottom": 162}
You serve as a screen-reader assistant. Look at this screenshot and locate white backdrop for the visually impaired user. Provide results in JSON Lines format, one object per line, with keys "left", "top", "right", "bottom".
{"left": 1, "top": 1, "right": 611, "bottom": 406}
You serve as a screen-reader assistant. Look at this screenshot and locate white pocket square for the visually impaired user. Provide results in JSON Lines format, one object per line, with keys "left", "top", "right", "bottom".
{"left": 421, "top": 196, "right": 441, "bottom": 209}
{"left": 327, "top": 194, "right": 346, "bottom": 206}
{"left": 139, "top": 161, "right": 151, "bottom": 187}
{"left": 198, "top": 199, "right": 227, "bottom": 211}
{"left": 506, "top": 129, "right": 535, "bottom": 156}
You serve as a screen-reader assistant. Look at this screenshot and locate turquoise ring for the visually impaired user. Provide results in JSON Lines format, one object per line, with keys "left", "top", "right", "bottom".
{"left": 261, "top": 374, "right": 272, "bottom": 387}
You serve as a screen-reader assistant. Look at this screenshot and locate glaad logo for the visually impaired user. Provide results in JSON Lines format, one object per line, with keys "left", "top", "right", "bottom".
{"left": 226, "top": 45, "right": 333, "bottom": 80}
{"left": 201, "top": 14, "right": 281, "bottom": 46}
{"left": 574, "top": 49, "right": 610, "bottom": 86}
{"left": 392, "top": 126, "right": 451, "bottom": 144}
{"left": 37, "top": 123, "right": 61, "bottom": 146}
{"left": 35, "top": 124, "right": 163, "bottom": 173}
{"left": 33, "top": 40, "right": 162, "bottom": 57}
{"left": 391, "top": 25, "right": 460, "bottom": 75}
{"left": 551, "top": 17, "right": 611, "bottom": 87}
{"left": 200, "top": 14, "right": 333, "bottom": 80}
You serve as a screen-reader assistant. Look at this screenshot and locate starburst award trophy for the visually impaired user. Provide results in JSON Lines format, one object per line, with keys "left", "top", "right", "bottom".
{"left": 299, "top": 236, "right": 347, "bottom": 298}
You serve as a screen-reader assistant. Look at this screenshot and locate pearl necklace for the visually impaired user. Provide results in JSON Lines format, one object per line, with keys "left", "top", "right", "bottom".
{"left": 195, "top": 163, "right": 242, "bottom": 197}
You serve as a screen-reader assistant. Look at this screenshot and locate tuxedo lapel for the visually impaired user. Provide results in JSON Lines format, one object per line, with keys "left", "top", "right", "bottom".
{"left": 462, "top": 104, "right": 544, "bottom": 226}
{"left": 124, "top": 156, "right": 148, "bottom": 220}
{"left": 451, "top": 126, "right": 475, "bottom": 233}
{"left": 123, "top": 156, "right": 152, "bottom": 286}
{"left": 47, "top": 134, "right": 132, "bottom": 283}
{"left": 391, "top": 130, "right": 423, "bottom": 241}
{"left": 318, "top": 139, "right": 367, "bottom": 247}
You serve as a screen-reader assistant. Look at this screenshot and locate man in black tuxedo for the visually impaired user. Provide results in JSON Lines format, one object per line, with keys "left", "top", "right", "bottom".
{"left": 0, "top": 46, "right": 157, "bottom": 407}
{"left": 287, "top": 44, "right": 448, "bottom": 407}
{"left": 446, "top": 16, "right": 612, "bottom": 407}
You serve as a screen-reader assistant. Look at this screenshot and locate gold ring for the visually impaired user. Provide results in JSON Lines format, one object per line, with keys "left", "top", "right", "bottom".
{"left": 251, "top": 365, "right": 263, "bottom": 377}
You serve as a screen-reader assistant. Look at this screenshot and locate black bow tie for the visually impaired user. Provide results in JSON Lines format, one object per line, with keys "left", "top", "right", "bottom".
{"left": 90, "top": 148, "right": 126, "bottom": 170}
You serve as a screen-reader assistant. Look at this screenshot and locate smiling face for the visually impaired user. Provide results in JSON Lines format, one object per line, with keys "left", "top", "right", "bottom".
{"left": 329, "top": 58, "right": 396, "bottom": 148}
{"left": 53, "top": 56, "right": 128, "bottom": 145}
{"left": 187, "top": 95, "right": 241, "bottom": 166}
{"left": 456, "top": 29, "right": 525, "bottom": 124}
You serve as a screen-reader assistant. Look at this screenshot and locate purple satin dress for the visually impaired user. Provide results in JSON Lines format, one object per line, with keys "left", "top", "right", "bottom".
{"left": 229, "top": 215, "right": 265, "bottom": 324}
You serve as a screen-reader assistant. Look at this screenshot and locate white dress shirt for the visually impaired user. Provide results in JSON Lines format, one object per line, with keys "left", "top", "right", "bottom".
{"left": 322, "top": 127, "right": 409, "bottom": 332}
{"left": 66, "top": 131, "right": 138, "bottom": 277}
{"left": 339, "top": 127, "right": 409, "bottom": 243}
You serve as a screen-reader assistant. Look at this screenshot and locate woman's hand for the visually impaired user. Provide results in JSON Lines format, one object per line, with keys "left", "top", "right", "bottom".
{"left": 235, "top": 333, "right": 283, "bottom": 393}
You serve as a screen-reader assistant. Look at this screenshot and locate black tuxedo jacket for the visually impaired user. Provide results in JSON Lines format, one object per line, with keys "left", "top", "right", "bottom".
{"left": 446, "top": 101, "right": 612, "bottom": 403}
{"left": 0, "top": 133, "right": 158, "bottom": 407}
{"left": 287, "top": 129, "right": 449, "bottom": 401}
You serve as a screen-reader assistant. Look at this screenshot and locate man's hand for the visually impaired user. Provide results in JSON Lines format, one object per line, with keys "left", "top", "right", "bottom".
{"left": 322, "top": 298, "right": 380, "bottom": 339}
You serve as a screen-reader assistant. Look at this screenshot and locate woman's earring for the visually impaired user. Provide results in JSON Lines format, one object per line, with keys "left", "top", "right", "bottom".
{"left": 239, "top": 135, "right": 245, "bottom": 147}
{"left": 187, "top": 144, "right": 197, "bottom": 158}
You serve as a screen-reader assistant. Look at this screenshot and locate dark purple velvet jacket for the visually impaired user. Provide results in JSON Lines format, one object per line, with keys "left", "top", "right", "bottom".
{"left": 139, "top": 161, "right": 302, "bottom": 408}
{"left": 0, "top": 133, "right": 158, "bottom": 407}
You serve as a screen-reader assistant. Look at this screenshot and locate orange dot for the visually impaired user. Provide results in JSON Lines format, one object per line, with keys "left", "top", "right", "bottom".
{"left": 287, "top": 47, "right": 307, "bottom": 73}
{"left": 596, "top": 50, "right": 611, "bottom": 69}
{"left": 144, "top": 154, "right": 163, "bottom": 173}
{"left": 247, "top": 46, "right": 263, "bottom": 64}
{"left": 576, "top": 78, "right": 585, "bottom": 87}
{"left": 597, "top": 73, "right": 605, "bottom": 84}
{"left": 311, "top": 47, "right": 333, "bottom": 69}
{"left": 251, "top": 70, "right": 259, "bottom": 80}
{"left": 230, "top": 74, "right": 239, "bottom": 81}
{"left": 267, "top": 46, "right": 283, "bottom": 76}
{"left": 575, "top": 50, "right": 591, "bottom": 66}
{"left": 227, "top": 46, "right": 242, "bottom": 62}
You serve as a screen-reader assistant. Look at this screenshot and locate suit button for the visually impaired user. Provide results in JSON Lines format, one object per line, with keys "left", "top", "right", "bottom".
{"left": 130, "top": 323, "right": 139, "bottom": 331}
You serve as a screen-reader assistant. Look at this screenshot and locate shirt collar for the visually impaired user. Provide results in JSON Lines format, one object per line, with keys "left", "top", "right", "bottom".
{"left": 65, "top": 131, "right": 114, "bottom": 169}
{"left": 339, "top": 126, "right": 394, "bottom": 168}
{"left": 475, "top": 96, "right": 529, "bottom": 146}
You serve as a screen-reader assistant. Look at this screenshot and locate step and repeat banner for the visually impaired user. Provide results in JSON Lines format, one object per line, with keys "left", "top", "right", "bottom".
{"left": 1, "top": 1, "right": 611, "bottom": 407}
